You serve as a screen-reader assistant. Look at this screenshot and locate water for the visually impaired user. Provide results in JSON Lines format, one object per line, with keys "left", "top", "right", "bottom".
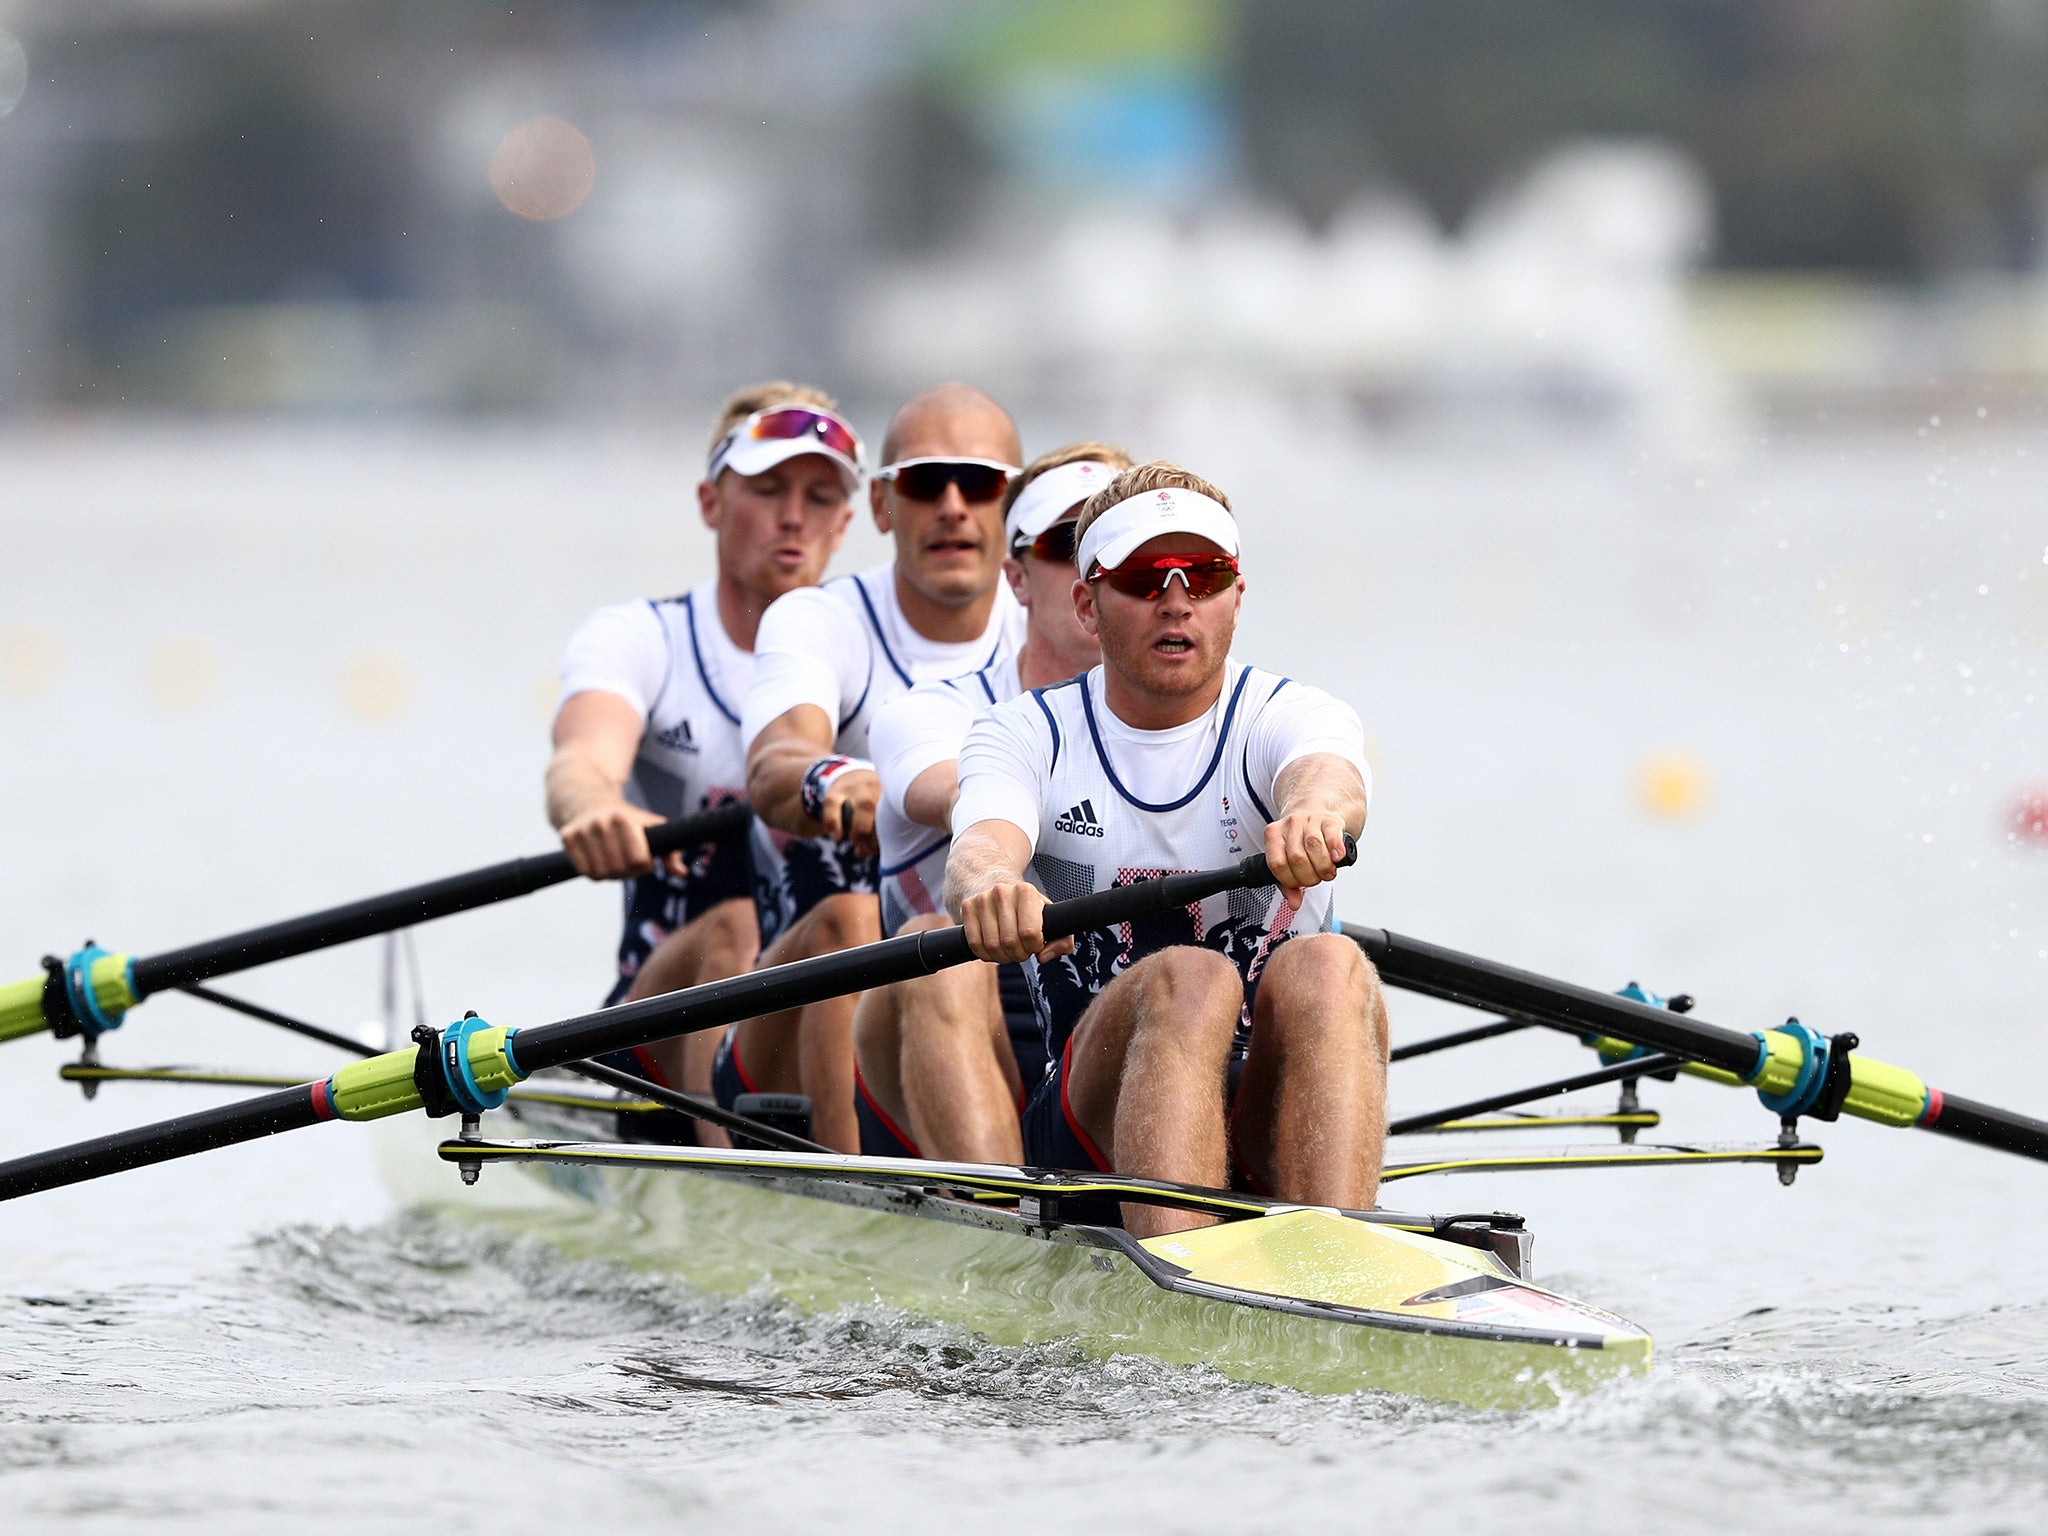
{"left": 1, "top": 413, "right": 2044, "bottom": 1531}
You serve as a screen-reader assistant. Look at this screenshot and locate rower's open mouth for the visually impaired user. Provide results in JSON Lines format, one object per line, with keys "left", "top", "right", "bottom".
{"left": 926, "top": 538, "right": 979, "bottom": 556}
{"left": 1154, "top": 635, "right": 1194, "bottom": 653}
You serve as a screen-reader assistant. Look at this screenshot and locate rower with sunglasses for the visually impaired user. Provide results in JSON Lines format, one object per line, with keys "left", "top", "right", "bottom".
{"left": 547, "top": 384, "right": 860, "bottom": 1141}
{"left": 850, "top": 443, "right": 1128, "bottom": 1164}
{"left": 731, "top": 382, "right": 1027, "bottom": 1152}
{"left": 945, "top": 462, "right": 1390, "bottom": 1238}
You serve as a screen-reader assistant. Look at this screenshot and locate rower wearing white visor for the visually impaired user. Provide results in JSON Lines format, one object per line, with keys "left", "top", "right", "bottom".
{"left": 548, "top": 383, "right": 860, "bottom": 1144}
{"left": 853, "top": 443, "right": 1129, "bottom": 1163}
{"left": 946, "top": 461, "right": 1390, "bottom": 1237}
{"left": 730, "top": 382, "right": 1027, "bottom": 1152}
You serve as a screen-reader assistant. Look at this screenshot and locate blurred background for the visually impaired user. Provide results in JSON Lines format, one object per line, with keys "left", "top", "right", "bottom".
{"left": 5, "top": 0, "right": 2048, "bottom": 426}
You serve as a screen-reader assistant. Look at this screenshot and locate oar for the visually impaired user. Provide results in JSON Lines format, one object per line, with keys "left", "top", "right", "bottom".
{"left": 0, "top": 845, "right": 1341, "bottom": 1202}
{"left": 1347, "top": 924, "right": 2048, "bottom": 1163}
{"left": 0, "top": 803, "right": 753, "bottom": 1049}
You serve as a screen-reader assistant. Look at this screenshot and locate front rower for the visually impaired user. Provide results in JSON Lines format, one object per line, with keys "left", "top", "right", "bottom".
{"left": 946, "top": 461, "right": 1390, "bottom": 1236}
{"left": 853, "top": 442, "right": 1127, "bottom": 1163}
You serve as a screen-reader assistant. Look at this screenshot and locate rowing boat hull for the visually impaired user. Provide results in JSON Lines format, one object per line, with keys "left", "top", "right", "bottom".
{"left": 382, "top": 1109, "right": 1651, "bottom": 1410}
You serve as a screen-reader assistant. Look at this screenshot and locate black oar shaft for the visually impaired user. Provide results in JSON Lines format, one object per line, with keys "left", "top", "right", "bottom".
{"left": 1926, "top": 1093, "right": 2048, "bottom": 1162}
{"left": 181, "top": 985, "right": 375, "bottom": 1058}
{"left": 1389, "top": 1053, "right": 1684, "bottom": 1137}
{"left": 563, "top": 1060, "right": 827, "bottom": 1155}
{"left": 130, "top": 804, "right": 751, "bottom": 998}
{"left": 1389, "top": 1017, "right": 1531, "bottom": 1063}
{"left": 1348, "top": 925, "right": 1764, "bottom": 1076}
{"left": 515, "top": 850, "right": 1286, "bottom": 1075}
{"left": 1352, "top": 923, "right": 2048, "bottom": 1169}
{"left": 0, "top": 1086, "right": 327, "bottom": 1201}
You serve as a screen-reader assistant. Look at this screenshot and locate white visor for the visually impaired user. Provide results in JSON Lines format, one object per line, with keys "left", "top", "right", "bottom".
{"left": 709, "top": 409, "right": 864, "bottom": 493}
{"left": 1076, "top": 487, "right": 1239, "bottom": 577}
{"left": 1005, "top": 460, "right": 1118, "bottom": 546}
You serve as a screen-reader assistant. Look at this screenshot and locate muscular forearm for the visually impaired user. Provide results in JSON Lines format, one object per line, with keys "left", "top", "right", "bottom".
{"left": 902, "top": 763, "right": 960, "bottom": 833}
{"left": 1274, "top": 754, "right": 1368, "bottom": 837}
{"left": 746, "top": 733, "right": 827, "bottom": 835}
{"left": 546, "top": 744, "right": 627, "bottom": 830}
{"left": 950, "top": 831, "right": 1032, "bottom": 925}
{"left": 746, "top": 705, "right": 878, "bottom": 850}
{"left": 947, "top": 820, "right": 1063, "bottom": 962}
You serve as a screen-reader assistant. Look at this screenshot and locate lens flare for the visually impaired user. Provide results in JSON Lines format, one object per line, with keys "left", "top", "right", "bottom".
{"left": 488, "top": 117, "right": 597, "bottom": 222}
{"left": 341, "top": 653, "right": 415, "bottom": 725}
{"left": 1637, "top": 751, "right": 1710, "bottom": 821}
{"left": 2010, "top": 787, "right": 2048, "bottom": 848}
{"left": 0, "top": 623, "right": 62, "bottom": 696}
{"left": 146, "top": 638, "right": 221, "bottom": 713}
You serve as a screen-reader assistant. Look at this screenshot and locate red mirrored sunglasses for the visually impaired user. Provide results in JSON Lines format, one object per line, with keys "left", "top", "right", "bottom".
{"left": 1011, "top": 519, "right": 1080, "bottom": 564}
{"left": 1089, "top": 553, "right": 1240, "bottom": 602}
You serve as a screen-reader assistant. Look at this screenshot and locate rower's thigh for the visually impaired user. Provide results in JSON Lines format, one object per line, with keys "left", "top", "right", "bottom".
{"left": 1065, "top": 946, "right": 1241, "bottom": 1135}
{"left": 760, "top": 891, "right": 880, "bottom": 970}
{"left": 851, "top": 912, "right": 953, "bottom": 1093}
{"left": 625, "top": 897, "right": 759, "bottom": 1002}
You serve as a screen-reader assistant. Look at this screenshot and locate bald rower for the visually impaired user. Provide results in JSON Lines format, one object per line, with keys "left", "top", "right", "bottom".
{"left": 724, "top": 384, "right": 1027, "bottom": 1151}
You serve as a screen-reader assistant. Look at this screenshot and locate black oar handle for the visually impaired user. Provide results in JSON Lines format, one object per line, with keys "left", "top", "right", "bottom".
{"left": 130, "top": 802, "right": 752, "bottom": 998}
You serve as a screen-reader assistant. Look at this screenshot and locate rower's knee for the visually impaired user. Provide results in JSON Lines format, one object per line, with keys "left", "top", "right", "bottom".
{"left": 696, "top": 898, "right": 760, "bottom": 971}
{"left": 1128, "top": 946, "right": 1241, "bottom": 1040}
{"left": 1264, "top": 934, "right": 1386, "bottom": 1057}
{"left": 804, "top": 892, "right": 880, "bottom": 955}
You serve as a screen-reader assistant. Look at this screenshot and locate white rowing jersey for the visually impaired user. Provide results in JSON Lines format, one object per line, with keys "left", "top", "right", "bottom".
{"left": 741, "top": 562, "right": 1025, "bottom": 943}
{"left": 559, "top": 581, "right": 755, "bottom": 1003}
{"left": 870, "top": 654, "right": 1023, "bottom": 938}
{"left": 951, "top": 660, "right": 1370, "bottom": 1059}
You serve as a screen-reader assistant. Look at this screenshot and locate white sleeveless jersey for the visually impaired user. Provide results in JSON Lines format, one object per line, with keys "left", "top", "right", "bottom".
{"left": 872, "top": 654, "right": 1022, "bottom": 938}
{"left": 558, "top": 582, "right": 755, "bottom": 1002}
{"left": 953, "top": 661, "right": 1369, "bottom": 1060}
{"left": 743, "top": 563, "right": 1024, "bottom": 943}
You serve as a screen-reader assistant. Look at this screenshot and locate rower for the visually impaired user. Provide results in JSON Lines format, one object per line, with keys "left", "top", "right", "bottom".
{"left": 946, "top": 461, "right": 1390, "bottom": 1236}
{"left": 547, "top": 383, "right": 861, "bottom": 1141}
{"left": 728, "top": 383, "right": 1026, "bottom": 1152}
{"left": 853, "top": 444, "right": 1129, "bottom": 1163}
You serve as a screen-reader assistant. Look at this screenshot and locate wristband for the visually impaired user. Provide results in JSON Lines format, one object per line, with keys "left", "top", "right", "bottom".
{"left": 800, "top": 755, "right": 875, "bottom": 827}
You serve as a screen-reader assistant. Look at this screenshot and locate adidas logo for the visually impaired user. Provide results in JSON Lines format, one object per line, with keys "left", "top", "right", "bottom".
{"left": 1053, "top": 798, "right": 1106, "bottom": 837}
{"left": 655, "top": 718, "right": 699, "bottom": 754}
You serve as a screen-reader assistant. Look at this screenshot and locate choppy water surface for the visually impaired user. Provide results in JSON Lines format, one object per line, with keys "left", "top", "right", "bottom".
{"left": 2, "top": 416, "right": 2044, "bottom": 1532}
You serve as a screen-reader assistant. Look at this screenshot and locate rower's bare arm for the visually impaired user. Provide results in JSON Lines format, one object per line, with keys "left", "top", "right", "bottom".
{"left": 547, "top": 691, "right": 674, "bottom": 879}
{"left": 1266, "top": 753, "right": 1368, "bottom": 906}
{"left": 747, "top": 704, "right": 881, "bottom": 853}
{"left": 901, "top": 761, "right": 960, "bottom": 833}
{"left": 946, "top": 820, "right": 1069, "bottom": 964}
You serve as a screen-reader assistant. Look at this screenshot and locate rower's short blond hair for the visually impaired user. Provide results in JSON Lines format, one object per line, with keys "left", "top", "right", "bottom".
{"left": 708, "top": 380, "right": 840, "bottom": 458}
{"left": 1000, "top": 440, "right": 1135, "bottom": 529}
{"left": 1072, "top": 461, "right": 1234, "bottom": 555}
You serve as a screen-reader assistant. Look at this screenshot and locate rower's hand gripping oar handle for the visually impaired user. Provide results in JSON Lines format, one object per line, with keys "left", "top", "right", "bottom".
{"left": 914, "top": 834, "right": 1361, "bottom": 971}
{"left": 0, "top": 802, "right": 755, "bottom": 1047}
